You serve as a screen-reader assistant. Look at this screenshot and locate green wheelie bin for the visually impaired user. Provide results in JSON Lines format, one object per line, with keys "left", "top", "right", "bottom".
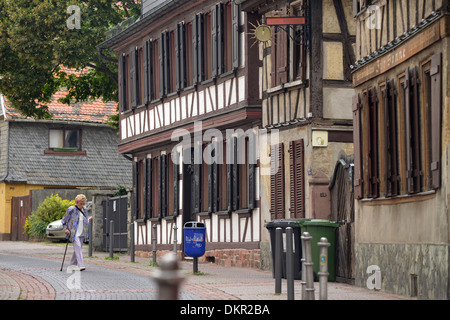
{"left": 296, "top": 219, "right": 340, "bottom": 282}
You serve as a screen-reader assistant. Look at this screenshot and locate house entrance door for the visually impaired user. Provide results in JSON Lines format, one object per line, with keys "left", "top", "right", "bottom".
{"left": 11, "top": 195, "right": 31, "bottom": 241}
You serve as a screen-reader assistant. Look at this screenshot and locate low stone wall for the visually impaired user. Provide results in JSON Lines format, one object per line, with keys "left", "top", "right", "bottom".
{"left": 355, "top": 243, "right": 449, "bottom": 300}
{"left": 136, "top": 248, "right": 262, "bottom": 269}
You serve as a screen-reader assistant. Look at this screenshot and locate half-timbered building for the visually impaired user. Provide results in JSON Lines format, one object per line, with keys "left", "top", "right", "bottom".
{"left": 98, "top": 0, "right": 263, "bottom": 267}
{"left": 237, "top": 0, "right": 356, "bottom": 274}
{"left": 352, "top": 0, "right": 450, "bottom": 299}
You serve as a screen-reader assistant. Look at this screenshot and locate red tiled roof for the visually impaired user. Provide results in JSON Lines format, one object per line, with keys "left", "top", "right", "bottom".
{"left": 2, "top": 69, "right": 118, "bottom": 124}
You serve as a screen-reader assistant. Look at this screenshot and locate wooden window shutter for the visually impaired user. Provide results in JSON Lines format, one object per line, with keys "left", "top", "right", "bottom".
{"left": 175, "top": 23, "right": 186, "bottom": 91}
{"left": 119, "top": 54, "right": 127, "bottom": 112}
{"left": 179, "top": 23, "right": 186, "bottom": 89}
{"left": 143, "top": 158, "right": 148, "bottom": 219}
{"left": 192, "top": 147, "right": 201, "bottom": 214}
{"left": 232, "top": 137, "right": 239, "bottom": 211}
{"left": 274, "top": 7, "right": 288, "bottom": 86}
{"left": 410, "top": 67, "right": 421, "bottom": 193}
{"left": 175, "top": 25, "right": 181, "bottom": 92}
{"left": 164, "top": 31, "right": 170, "bottom": 95}
{"left": 231, "top": 2, "right": 240, "bottom": 70}
{"left": 389, "top": 80, "right": 399, "bottom": 195}
{"left": 143, "top": 40, "right": 154, "bottom": 103}
{"left": 207, "top": 156, "right": 213, "bottom": 213}
{"left": 145, "top": 158, "right": 153, "bottom": 218}
{"left": 129, "top": 48, "right": 137, "bottom": 108}
{"left": 352, "top": 94, "right": 363, "bottom": 199}
{"left": 173, "top": 152, "right": 180, "bottom": 216}
{"left": 382, "top": 85, "right": 390, "bottom": 196}
{"left": 192, "top": 15, "right": 198, "bottom": 85}
{"left": 247, "top": 141, "right": 256, "bottom": 210}
{"left": 384, "top": 80, "right": 399, "bottom": 196}
{"left": 270, "top": 143, "right": 284, "bottom": 220}
{"left": 159, "top": 33, "right": 165, "bottom": 98}
{"left": 368, "top": 87, "right": 379, "bottom": 197}
{"left": 212, "top": 142, "right": 219, "bottom": 212}
{"left": 430, "top": 52, "right": 442, "bottom": 190}
{"left": 226, "top": 138, "right": 233, "bottom": 212}
{"left": 132, "top": 161, "right": 138, "bottom": 220}
{"left": 403, "top": 68, "right": 414, "bottom": 193}
{"left": 216, "top": 3, "right": 224, "bottom": 75}
{"left": 197, "top": 14, "right": 205, "bottom": 82}
{"left": 143, "top": 42, "right": 149, "bottom": 104}
{"left": 159, "top": 155, "right": 167, "bottom": 218}
{"left": 211, "top": 4, "right": 218, "bottom": 78}
{"left": 289, "top": 139, "right": 305, "bottom": 218}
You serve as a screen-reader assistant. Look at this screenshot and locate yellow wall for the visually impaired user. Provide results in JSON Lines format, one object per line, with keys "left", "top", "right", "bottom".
{"left": 0, "top": 183, "right": 45, "bottom": 235}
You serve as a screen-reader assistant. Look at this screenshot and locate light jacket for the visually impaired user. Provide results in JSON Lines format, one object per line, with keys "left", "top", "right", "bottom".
{"left": 62, "top": 205, "right": 89, "bottom": 243}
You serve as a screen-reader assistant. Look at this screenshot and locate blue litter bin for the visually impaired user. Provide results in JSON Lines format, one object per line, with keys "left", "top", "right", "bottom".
{"left": 184, "top": 221, "right": 206, "bottom": 258}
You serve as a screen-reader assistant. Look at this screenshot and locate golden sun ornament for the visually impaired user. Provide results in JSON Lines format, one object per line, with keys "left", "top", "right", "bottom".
{"left": 248, "top": 20, "right": 273, "bottom": 48}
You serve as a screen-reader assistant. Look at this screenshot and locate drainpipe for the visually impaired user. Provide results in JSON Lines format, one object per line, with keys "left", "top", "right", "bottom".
{"left": 0, "top": 94, "right": 10, "bottom": 182}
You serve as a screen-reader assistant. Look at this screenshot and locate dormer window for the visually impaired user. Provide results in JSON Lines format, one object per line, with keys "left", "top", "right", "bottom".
{"left": 45, "top": 128, "right": 85, "bottom": 156}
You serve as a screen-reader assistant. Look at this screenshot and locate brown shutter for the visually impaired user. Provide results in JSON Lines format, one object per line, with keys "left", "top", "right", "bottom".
{"left": 231, "top": 2, "right": 240, "bottom": 70}
{"left": 192, "top": 15, "right": 198, "bottom": 85}
{"left": 404, "top": 68, "right": 413, "bottom": 193}
{"left": 129, "top": 48, "right": 137, "bottom": 108}
{"left": 276, "top": 8, "right": 288, "bottom": 85}
{"left": 352, "top": 94, "right": 363, "bottom": 199}
{"left": 173, "top": 151, "right": 180, "bottom": 216}
{"left": 211, "top": 4, "right": 218, "bottom": 78}
{"left": 385, "top": 80, "right": 399, "bottom": 196}
{"left": 217, "top": 3, "right": 224, "bottom": 75}
{"left": 289, "top": 139, "right": 305, "bottom": 218}
{"left": 119, "top": 54, "right": 126, "bottom": 112}
{"left": 411, "top": 67, "right": 421, "bottom": 193}
{"left": 159, "top": 32, "right": 165, "bottom": 98}
{"left": 175, "top": 24, "right": 181, "bottom": 91}
{"left": 368, "top": 87, "right": 379, "bottom": 198}
{"left": 132, "top": 160, "right": 138, "bottom": 220}
{"left": 430, "top": 53, "right": 442, "bottom": 190}
{"left": 270, "top": 143, "right": 284, "bottom": 220}
{"left": 148, "top": 159, "right": 154, "bottom": 218}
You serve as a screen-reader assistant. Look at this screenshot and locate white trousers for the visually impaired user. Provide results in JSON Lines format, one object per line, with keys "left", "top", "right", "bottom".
{"left": 70, "top": 236, "right": 85, "bottom": 267}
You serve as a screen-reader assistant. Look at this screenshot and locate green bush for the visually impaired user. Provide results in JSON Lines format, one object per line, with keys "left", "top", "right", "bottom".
{"left": 24, "top": 194, "right": 75, "bottom": 238}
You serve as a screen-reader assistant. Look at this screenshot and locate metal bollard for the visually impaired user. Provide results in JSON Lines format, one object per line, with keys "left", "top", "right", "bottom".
{"left": 286, "top": 227, "right": 294, "bottom": 300}
{"left": 88, "top": 218, "right": 93, "bottom": 257}
{"left": 274, "top": 227, "right": 283, "bottom": 294}
{"left": 151, "top": 253, "right": 185, "bottom": 300}
{"left": 301, "top": 232, "right": 315, "bottom": 300}
{"left": 152, "top": 224, "right": 157, "bottom": 265}
{"left": 318, "top": 237, "right": 330, "bottom": 300}
{"left": 173, "top": 224, "right": 178, "bottom": 254}
{"left": 130, "top": 222, "right": 135, "bottom": 262}
{"left": 301, "top": 231, "right": 307, "bottom": 298}
{"left": 109, "top": 220, "right": 114, "bottom": 259}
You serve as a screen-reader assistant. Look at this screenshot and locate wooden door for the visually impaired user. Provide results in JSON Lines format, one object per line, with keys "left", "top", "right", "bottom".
{"left": 11, "top": 195, "right": 31, "bottom": 241}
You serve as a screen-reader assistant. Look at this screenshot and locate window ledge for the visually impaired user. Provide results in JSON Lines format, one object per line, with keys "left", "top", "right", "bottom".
{"left": 44, "top": 150, "right": 86, "bottom": 156}
{"left": 360, "top": 190, "right": 436, "bottom": 205}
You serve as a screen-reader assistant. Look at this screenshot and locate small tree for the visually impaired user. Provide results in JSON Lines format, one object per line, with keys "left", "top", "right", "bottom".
{"left": 24, "top": 194, "right": 75, "bottom": 239}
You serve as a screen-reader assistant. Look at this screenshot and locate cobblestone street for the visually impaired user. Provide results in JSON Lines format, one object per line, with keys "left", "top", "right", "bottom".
{"left": 0, "top": 241, "right": 409, "bottom": 302}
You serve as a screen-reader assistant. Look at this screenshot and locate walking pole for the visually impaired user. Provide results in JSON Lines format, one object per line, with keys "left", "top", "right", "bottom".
{"left": 60, "top": 231, "right": 70, "bottom": 272}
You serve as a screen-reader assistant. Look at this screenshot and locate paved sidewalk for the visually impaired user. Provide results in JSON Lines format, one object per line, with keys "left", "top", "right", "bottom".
{"left": 0, "top": 241, "right": 408, "bottom": 301}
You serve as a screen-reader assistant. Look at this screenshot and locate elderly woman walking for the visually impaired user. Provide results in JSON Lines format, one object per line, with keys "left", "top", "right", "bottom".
{"left": 62, "top": 194, "right": 89, "bottom": 271}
